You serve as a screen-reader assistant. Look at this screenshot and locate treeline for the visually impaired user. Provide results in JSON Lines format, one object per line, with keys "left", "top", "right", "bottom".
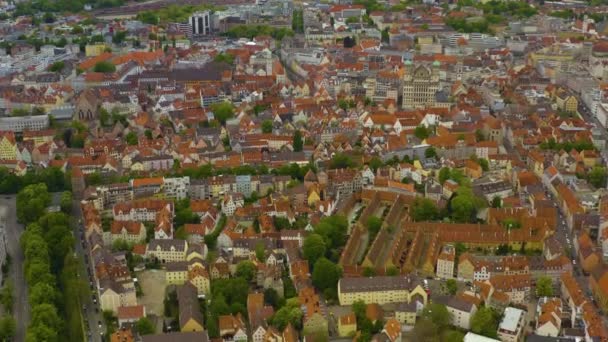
{"left": 0, "top": 166, "right": 69, "bottom": 195}
{"left": 224, "top": 25, "right": 294, "bottom": 41}
{"left": 13, "top": 0, "right": 126, "bottom": 15}
{"left": 136, "top": 4, "right": 222, "bottom": 25}
{"left": 18, "top": 184, "right": 87, "bottom": 342}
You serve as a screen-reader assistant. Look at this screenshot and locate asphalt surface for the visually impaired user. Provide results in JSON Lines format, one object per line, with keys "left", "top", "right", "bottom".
{"left": 0, "top": 196, "right": 28, "bottom": 342}
{"left": 72, "top": 199, "right": 105, "bottom": 342}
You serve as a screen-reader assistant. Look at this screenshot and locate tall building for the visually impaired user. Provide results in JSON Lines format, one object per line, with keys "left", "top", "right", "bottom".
{"left": 402, "top": 60, "right": 440, "bottom": 109}
{"left": 190, "top": 11, "right": 211, "bottom": 36}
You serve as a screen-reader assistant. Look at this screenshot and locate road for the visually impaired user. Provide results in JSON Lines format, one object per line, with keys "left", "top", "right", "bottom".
{"left": 71, "top": 200, "right": 105, "bottom": 342}
{"left": 0, "top": 196, "right": 28, "bottom": 342}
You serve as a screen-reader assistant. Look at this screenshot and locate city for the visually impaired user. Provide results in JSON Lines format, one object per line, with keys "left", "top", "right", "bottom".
{"left": 0, "top": 0, "right": 607, "bottom": 341}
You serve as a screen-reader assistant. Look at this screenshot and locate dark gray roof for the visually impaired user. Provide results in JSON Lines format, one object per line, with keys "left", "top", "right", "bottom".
{"left": 142, "top": 331, "right": 209, "bottom": 342}
{"left": 433, "top": 295, "right": 475, "bottom": 312}
{"left": 339, "top": 276, "right": 421, "bottom": 293}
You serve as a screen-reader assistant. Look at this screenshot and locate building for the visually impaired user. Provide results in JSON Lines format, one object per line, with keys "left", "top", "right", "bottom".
{"left": 435, "top": 296, "right": 477, "bottom": 330}
{"left": 190, "top": 11, "right": 211, "bottom": 35}
{"left": 141, "top": 332, "right": 209, "bottom": 342}
{"left": 0, "top": 115, "right": 49, "bottom": 132}
{"left": 402, "top": 61, "right": 440, "bottom": 109}
{"left": 436, "top": 244, "right": 455, "bottom": 279}
{"left": 338, "top": 276, "right": 427, "bottom": 305}
{"left": 177, "top": 282, "right": 205, "bottom": 332}
{"left": 464, "top": 332, "right": 500, "bottom": 342}
{"left": 338, "top": 313, "right": 357, "bottom": 337}
{"left": 497, "top": 307, "right": 526, "bottom": 342}
{"left": 146, "top": 239, "right": 188, "bottom": 263}
{"left": 535, "top": 298, "right": 561, "bottom": 337}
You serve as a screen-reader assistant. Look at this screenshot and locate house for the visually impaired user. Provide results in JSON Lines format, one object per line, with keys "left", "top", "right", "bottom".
{"left": 117, "top": 305, "right": 146, "bottom": 326}
{"left": 434, "top": 296, "right": 477, "bottom": 330}
{"left": 380, "top": 318, "right": 402, "bottom": 342}
{"left": 141, "top": 331, "right": 209, "bottom": 342}
{"left": 338, "top": 276, "right": 427, "bottom": 305}
{"left": 0, "top": 132, "right": 17, "bottom": 160}
{"left": 436, "top": 244, "right": 455, "bottom": 279}
{"left": 146, "top": 239, "right": 188, "bottom": 263}
{"left": 535, "top": 298, "right": 562, "bottom": 337}
{"left": 110, "top": 221, "right": 146, "bottom": 244}
{"left": 111, "top": 329, "right": 134, "bottom": 342}
{"left": 99, "top": 279, "right": 138, "bottom": 313}
{"left": 219, "top": 314, "right": 247, "bottom": 342}
{"left": 247, "top": 292, "right": 274, "bottom": 342}
{"left": 394, "top": 302, "right": 418, "bottom": 326}
{"left": 177, "top": 282, "right": 205, "bottom": 332}
{"left": 497, "top": 307, "right": 526, "bottom": 342}
{"left": 299, "top": 287, "right": 328, "bottom": 338}
{"left": 590, "top": 265, "right": 608, "bottom": 312}
{"left": 338, "top": 313, "right": 356, "bottom": 337}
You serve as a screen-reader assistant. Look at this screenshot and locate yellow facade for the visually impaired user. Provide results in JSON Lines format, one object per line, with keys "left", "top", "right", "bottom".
{"left": 85, "top": 43, "right": 108, "bottom": 57}
{"left": 181, "top": 318, "right": 204, "bottom": 332}
{"left": 0, "top": 137, "right": 17, "bottom": 160}
{"left": 166, "top": 270, "right": 187, "bottom": 285}
{"left": 338, "top": 283, "right": 428, "bottom": 306}
{"left": 337, "top": 317, "right": 356, "bottom": 337}
{"left": 395, "top": 311, "right": 416, "bottom": 326}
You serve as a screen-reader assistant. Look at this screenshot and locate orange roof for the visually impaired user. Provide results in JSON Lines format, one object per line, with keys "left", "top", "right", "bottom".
{"left": 79, "top": 52, "right": 113, "bottom": 70}
{"left": 117, "top": 305, "right": 145, "bottom": 320}
{"left": 132, "top": 177, "right": 163, "bottom": 187}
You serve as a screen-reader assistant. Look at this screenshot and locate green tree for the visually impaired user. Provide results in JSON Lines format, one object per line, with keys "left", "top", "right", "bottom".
{"left": 211, "top": 102, "right": 235, "bottom": 124}
{"left": 262, "top": 120, "right": 273, "bottom": 133}
{"left": 368, "top": 157, "right": 383, "bottom": 172}
{"left": 235, "top": 260, "right": 256, "bottom": 282}
{"left": 470, "top": 307, "right": 499, "bottom": 338}
{"left": 421, "top": 303, "right": 451, "bottom": 329}
{"left": 293, "top": 130, "right": 303, "bottom": 152}
{"left": 536, "top": 276, "right": 554, "bottom": 297}
{"left": 414, "top": 126, "right": 430, "bottom": 140}
{"left": 93, "top": 61, "right": 116, "bottom": 73}
{"left": 425, "top": 147, "right": 437, "bottom": 159}
{"left": 491, "top": 196, "right": 502, "bottom": 208}
{"left": 311, "top": 257, "right": 341, "bottom": 292}
{"left": 443, "top": 330, "right": 465, "bottom": 342}
{"left": 125, "top": 132, "right": 138, "bottom": 145}
{"left": 366, "top": 216, "right": 382, "bottom": 237}
{"left": 264, "top": 288, "right": 282, "bottom": 309}
{"left": 60, "top": 191, "right": 72, "bottom": 213}
{"left": 451, "top": 187, "right": 484, "bottom": 223}
{"left": 445, "top": 279, "right": 457, "bottom": 295}
{"left": 412, "top": 319, "right": 440, "bottom": 342}
{"left": 16, "top": 183, "right": 51, "bottom": 224}
{"left": 135, "top": 317, "right": 155, "bottom": 335}
{"left": 49, "top": 61, "right": 65, "bottom": 73}
{"left": 0, "top": 282, "right": 13, "bottom": 313}
{"left": 303, "top": 233, "right": 327, "bottom": 265}
{"left": 330, "top": 153, "right": 354, "bottom": 169}
{"left": 438, "top": 167, "right": 451, "bottom": 184}
{"left": 588, "top": 166, "right": 607, "bottom": 188}
{"left": 0, "top": 316, "right": 16, "bottom": 341}
{"left": 478, "top": 158, "right": 489, "bottom": 172}
{"left": 29, "top": 282, "right": 56, "bottom": 306}
{"left": 271, "top": 298, "right": 303, "bottom": 330}
{"left": 411, "top": 198, "right": 439, "bottom": 221}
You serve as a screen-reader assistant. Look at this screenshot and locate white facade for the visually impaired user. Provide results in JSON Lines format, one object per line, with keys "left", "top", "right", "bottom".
{"left": 190, "top": 11, "right": 211, "bottom": 35}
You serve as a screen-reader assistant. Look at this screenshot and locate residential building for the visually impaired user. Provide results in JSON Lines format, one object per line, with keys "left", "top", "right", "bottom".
{"left": 338, "top": 276, "right": 427, "bottom": 305}
{"left": 497, "top": 307, "right": 526, "bottom": 342}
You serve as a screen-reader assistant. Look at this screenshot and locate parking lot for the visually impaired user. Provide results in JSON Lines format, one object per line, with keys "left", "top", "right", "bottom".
{"left": 137, "top": 269, "right": 167, "bottom": 316}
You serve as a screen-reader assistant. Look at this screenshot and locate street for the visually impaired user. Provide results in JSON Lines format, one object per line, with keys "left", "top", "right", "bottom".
{"left": 0, "top": 196, "right": 28, "bottom": 342}
{"left": 71, "top": 199, "right": 105, "bottom": 342}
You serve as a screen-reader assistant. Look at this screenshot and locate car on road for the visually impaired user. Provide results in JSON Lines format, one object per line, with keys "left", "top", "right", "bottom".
{"left": 98, "top": 321, "right": 103, "bottom": 328}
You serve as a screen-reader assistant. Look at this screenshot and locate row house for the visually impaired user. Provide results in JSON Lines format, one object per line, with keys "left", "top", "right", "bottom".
{"left": 113, "top": 199, "right": 174, "bottom": 222}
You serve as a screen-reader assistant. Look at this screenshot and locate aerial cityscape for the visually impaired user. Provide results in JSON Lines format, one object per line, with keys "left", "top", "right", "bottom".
{"left": 0, "top": 0, "right": 607, "bottom": 341}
